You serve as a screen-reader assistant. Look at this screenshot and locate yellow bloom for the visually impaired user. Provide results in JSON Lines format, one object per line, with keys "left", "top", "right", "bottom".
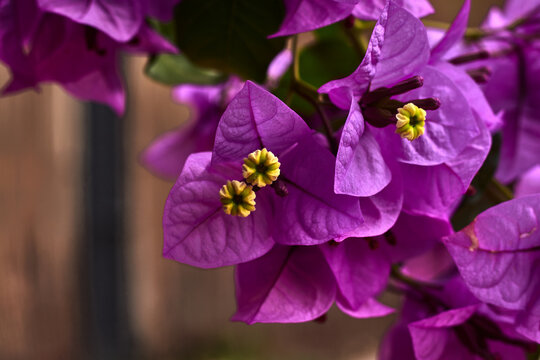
{"left": 395, "top": 103, "right": 426, "bottom": 141}
{"left": 242, "top": 148, "right": 281, "bottom": 187}
{"left": 219, "top": 180, "right": 256, "bottom": 217}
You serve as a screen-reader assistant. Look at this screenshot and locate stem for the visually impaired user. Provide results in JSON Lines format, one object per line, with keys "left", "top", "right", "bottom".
{"left": 485, "top": 178, "right": 514, "bottom": 204}
{"left": 290, "top": 35, "right": 338, "bottom": 154}
{"left": 293, "top": 83, "right": 338, "bottom": 154}
{"left": 343, "top": 18, "right": 366, "bottom": 60}
{"left": 291, "top": 35, "right": 301, "bottom": 82}
{"left": 421, "top": 19, "right": 487, "bottom": 40}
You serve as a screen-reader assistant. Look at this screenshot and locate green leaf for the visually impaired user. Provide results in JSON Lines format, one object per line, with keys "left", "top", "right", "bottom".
{"left": 299, "top": 26, "right": 359, "bottom": 88}
{"left": 174, "top": 0, "right": 286, "bottom": 82}
{"left": 144, "top": 53, "right": 227, "bottom": 86}
{"left": 147, "top": 18, "right": 176, "bottom": 43}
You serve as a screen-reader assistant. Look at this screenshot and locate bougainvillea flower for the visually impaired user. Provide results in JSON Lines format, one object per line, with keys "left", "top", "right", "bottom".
{"left": 272, "top": 0, "right": 433, "bottom": 37}
{"left": 163, "top": 81, "right": 364, "bottom": 268}
{"left": 431, "top": 0, "right": 540, "bottom": 182}
{"left": 0, "top": 1, "right": 176, "bottom": 114}
{"left": 474, "top": 2, "right": 540, "bottom": 183}
{"left": 318, "top": 1, "right": 490, "bottom": 219}
{"left": 444, "top": 194, "right": 540, "bottom": 342}
{"left": 36, "top": 0, "right": 180, "bottom": 42}
{"left": 143, "top": 49, "right": 292, "bottom": 179}
{"left": 142, "top": 78, "right": 243, "bottom": 179}
{"left": 380, "top": 277, "right": 531, "bottom": 359}
{"left": 233, "top": 239, "right": 392, "bottom": 323}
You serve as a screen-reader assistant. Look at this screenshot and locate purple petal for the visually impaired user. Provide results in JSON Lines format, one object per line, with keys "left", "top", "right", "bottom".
{"left": 4, "top": 13, "right": 127, "bottom": 113}
{"left": 63, "top": 65, "right": 125, "bottom": 115}
{"left": 378, "top": 65, "right": 480, "bottom": 166}
{"left": 271, "top": 0, "right": 357, "bottom": 37}
{"left": 402, "top": 244, "right": 455, "bottom": 282}
{"left": 37, "top": 0, "right": 143, "bottom": 42}
{"left": 336, "top": 165, "right": 404, "bottom": 240}
{"left": 173, "top": 82, "right": 225, "bottom": 114}
{"left": 444, "top": 195, "right": 540, "bottom": 311}
{"left": 443, "top": 62, "right": 501, "bottom": 131}
{"left": 400, "top": 114, "right": 490, "bottom": 218}
{"left": 232, "top": 245, "right": 336, "bottom": 324}
{"left": 515, "top": 305, "right": 540, "bottom": 342}
{"left": 337, "top": 297, "right": 394, "bottom": 319}
{"left": 497, "top": 106, "right": 540, "bottom": 183}
{"left": 408, "top": 305, "right": 480, "bottom": 360}
{"left": 212, "top": 81, "right": 311, "bottom": 165}
{"left": 335, "top": 100, "right": 392, "bottom": 196}
{"left": 370, "top": 1, "right": 430, "bottom": 89}
{"left": 142, "top": 84, "right": 225, "bottom": 179}
{"left": 516, "top": 165, "right": 540, "bottom": 197}
{"left": 318, "top": 5, "right": 387, "bottom": 109}
{"left": 163, "top": 152, "right": 274, "bottom": 268}
{"left": 382, "top": 212, "right": 453, "bottom": 263}
{"left": 352, "top": 0, "right": 434, "bottom": 20}
{"left": 266, "top": 48, "right": 293, "bottom": 88}
{"left": 141, "top": 126, "right": 216, "bottom": 179}
{"left": 504, "top": 0, "right": 540, "bottom": 21}
{"left": 430, "top": 0, "right": 471, "bottom": 64}
{"left": 321, "top": 238, "right": 390, "bottom": 310}
{"left": 320, "top": 1, "right": 430, "bottom": 107}
{"left": 274, "top": 138, "right": 364, "bottom": 245}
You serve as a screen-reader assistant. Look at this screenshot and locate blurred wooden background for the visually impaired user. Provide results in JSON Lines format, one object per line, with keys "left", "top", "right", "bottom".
{"left": 0, "top": 1, "right": 504, "bottom": 359}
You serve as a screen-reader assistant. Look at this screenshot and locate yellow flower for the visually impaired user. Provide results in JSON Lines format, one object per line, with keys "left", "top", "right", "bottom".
{"left": 219, "top": 180, "right": 256, "bottom": 217}
{"left": 242, "top": 148, "right": 281, "bottom": 187}
{"left": 395, "top": 103, "right": 426, "bottom": 141}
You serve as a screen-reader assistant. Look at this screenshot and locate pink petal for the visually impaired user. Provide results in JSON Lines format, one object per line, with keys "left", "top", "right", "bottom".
{"left": 212, "top": 81, "right": 311, "bottom": 165}
{"left": 232, "top": 245, "right": 336, "bottom": 323}
{"left": 163, "top": 152, "right": 274, "bottom": 268}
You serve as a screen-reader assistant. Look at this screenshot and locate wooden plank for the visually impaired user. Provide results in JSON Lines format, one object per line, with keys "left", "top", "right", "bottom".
{"left": 0, "top": 66, "right": 83, "bottom": 359}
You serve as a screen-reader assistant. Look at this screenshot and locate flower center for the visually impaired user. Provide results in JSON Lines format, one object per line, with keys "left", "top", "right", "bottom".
{"left": 395, "top": 103, "right": 426, "bottom": 141}
{"left": 242, "top": 148, "right": 281, "bottom": 188}
{"left": 219, "top": 180, "right": 256, "bottom": 217}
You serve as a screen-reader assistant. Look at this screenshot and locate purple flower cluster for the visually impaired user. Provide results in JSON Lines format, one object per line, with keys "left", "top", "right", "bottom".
{"left": 2, "top": 0, "right": 540, "bottom": 358}
{"left": 146, "top": 0, "right": 540, "bottom": 357}
{"left": 0, "top": 0, "right": 178, "bottom": 114}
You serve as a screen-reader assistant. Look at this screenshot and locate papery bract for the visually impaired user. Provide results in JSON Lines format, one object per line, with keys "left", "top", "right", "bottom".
{"left": 142, "top": 79, "right": 241, "bottom": 179}
{"left": 444, "top": 195, "right": 540, "bottom": 342}
{"left": 380, "top": 277, "right": 530, "bottom": 360}
{"left": 162, "top": 152, "right": 274, "bottom": 268}
{"left": 319, "top": 2, "right": 484, "bottom": 216}
{"left": 233, "top": 239, "right": 392, "bottom": 324}
{"left": 319, "top": 1, "right": 487, "bottom": 221}
{"left": 36, "top": 0, "right": 180, "bottom": 42}
{"left": 232, "top": 245, "right": 337, "bottom": 324}
{"left": 212, "top": 81, "right": 364, "bottom": 245}
{"left": 163, "top": 82, "right": 366, "bottom": 268}
{"left": 142, "top": 46, "right": 292, "bottom": 179}
{"left": 1, "top": 0, "right": 176, "bottom": 114}
{"left": 272, "top": 0, "right": 433, "bottom": 37}
{"left": 443, "top": 0, "right": 540, "bottom": 182}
